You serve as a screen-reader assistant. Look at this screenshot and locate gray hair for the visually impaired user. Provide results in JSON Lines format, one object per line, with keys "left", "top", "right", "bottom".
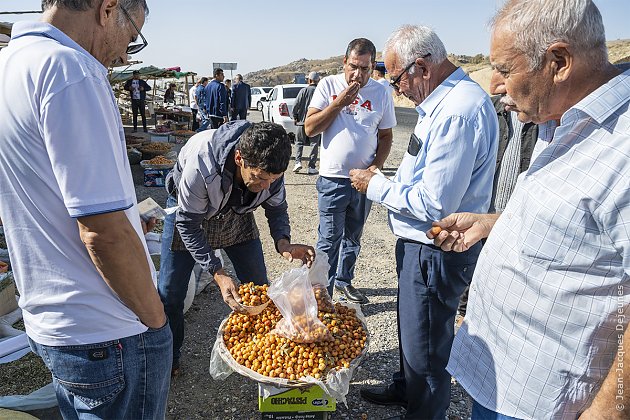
{"left": 41, "top": 0, "right": 149, "bottom": 26}
{"left": 491, "top": 0, "right": 607, "bottom": 70}
{"left": 382, "top": 25, "right": 447, "bottom": 73}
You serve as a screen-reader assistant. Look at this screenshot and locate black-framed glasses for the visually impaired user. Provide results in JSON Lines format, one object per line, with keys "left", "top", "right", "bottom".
{"left": 389, "top": 53, "right": 431, "bottom": 92}
{"left": 119, "top": 5, "right": 148, "bottom": 55}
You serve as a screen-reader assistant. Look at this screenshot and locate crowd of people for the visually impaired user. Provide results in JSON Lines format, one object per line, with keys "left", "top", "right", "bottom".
{"left": 0, "top": 0, "right": 628, "bottom": 419}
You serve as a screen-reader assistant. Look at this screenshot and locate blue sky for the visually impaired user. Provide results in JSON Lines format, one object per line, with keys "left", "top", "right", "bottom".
{"left": 4, "top": 0, "right": 629, "bottom": 77}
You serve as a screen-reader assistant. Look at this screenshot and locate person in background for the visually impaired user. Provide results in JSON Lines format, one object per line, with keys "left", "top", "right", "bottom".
{"left": 292, "top": 71, "right": 321, "bottom": 175}
{"left": 189, "top": 80, "right": 201, "bottom": 131}
{"left": 204, "top": 67, "right": 228, "bottom": 129}
{"left": 224, "top": 78, "right": 232, "bottom": 115}
{"left": 430, "top": 1, "right": 630, "bottom": 418}
{"left": 196, "top": 76, "right": 209, "bottom": 131}
{"left": 0, "top": 1, "right": 171, "bottom": 418}
{"left": 231, "top": 74, "right": 252, "bottom": 121}
{"left": 372, "top": 64, "right": 392, "bottom": 95}
{"left": 352, "top": 24, "right": 498, "bottom": 419}
{"left": 305, "top": 38, "right": 396, "bottom": 304}
{"left": 124, "top": 69, "right": 151, "bottom": 132}
{"left": 159, "top": 121, "right": 315, "bottom": 377}
{"left": 164, "top": 82, "right": 176, "bottom": 104}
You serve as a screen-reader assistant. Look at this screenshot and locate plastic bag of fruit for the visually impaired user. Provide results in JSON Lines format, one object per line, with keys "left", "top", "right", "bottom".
{"left": 267, "top": 252, "right": 333, "bottom": 343}
{"left": 307, "top": 250, "right": 336, "bottom": 313}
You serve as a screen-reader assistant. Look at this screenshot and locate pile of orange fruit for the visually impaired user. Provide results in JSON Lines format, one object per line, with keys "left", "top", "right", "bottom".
{"left": 223, "top": 282, "right": 367, "bottom": 380}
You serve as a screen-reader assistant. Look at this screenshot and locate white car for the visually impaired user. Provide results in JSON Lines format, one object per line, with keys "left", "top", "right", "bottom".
{"left": 250, "top": 86, "right": 272, "bottom": 110}
{"left": 261, "top": 84, "right": 308, "bottom": 135}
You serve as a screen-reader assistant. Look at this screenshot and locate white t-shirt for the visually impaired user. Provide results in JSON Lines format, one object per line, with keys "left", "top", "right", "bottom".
{"left": 189, "top": 85, "right": 198, "bottom": 110}
{"left": 375, "top": 77, "right": 393, "bottom": 95}
{"left": 309, "top": 74, "right": 396, "bottom": 177}
{"left": 0, "top": 22, "right": 154, "bottom": 346}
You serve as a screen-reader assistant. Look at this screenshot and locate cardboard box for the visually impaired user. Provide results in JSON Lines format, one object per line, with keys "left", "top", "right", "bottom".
{"left": 258, "top": 384, "right": 335, "bottom": 413}
{"left": 143, "top": 168, "right": 171, "bottom": 187}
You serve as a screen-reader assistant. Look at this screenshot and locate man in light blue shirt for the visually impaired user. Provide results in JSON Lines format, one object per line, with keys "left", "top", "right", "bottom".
{"left": 351, "top": 25, "right": 498, "bottom": 419}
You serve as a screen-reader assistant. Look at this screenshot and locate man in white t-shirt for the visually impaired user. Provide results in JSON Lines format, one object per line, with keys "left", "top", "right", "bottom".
{"left": 305, "top": 38, "right": 396, "bottom": 303}
{"left": 0, "top": 1, "right": 171, "bottom": 418}
{"left": 190, "top": 80, "right": 201, "bottom": 130}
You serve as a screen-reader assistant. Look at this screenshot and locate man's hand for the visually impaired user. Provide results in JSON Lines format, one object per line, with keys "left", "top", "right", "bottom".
{"left": 426, "top": 212, "right": 499, "bottom": 252}
{"left": 140, "top": 217, "right": 157, "bottom": 235}
{"left": 277, "top": 239, "right": 316, "bottom": 267}
{"left": 214, "top": 269, "right": 246, "bottom": 313}
{"left": 334, "top": 81, "right": 361, "bottom": 107}
{"left": 349, "top": 168, "right": 376, "bottom": 194}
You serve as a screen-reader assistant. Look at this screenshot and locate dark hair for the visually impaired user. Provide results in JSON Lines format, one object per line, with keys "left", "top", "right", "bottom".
{"left": 345, "top": 38, "right": 376, "bottom": 62}
{"left": 213, "top": 68, "right": 224, "bottom": 77}
{"left": 237, "top": 122, "right": 291, "bottom": 174}
{"left": 42, "top": 0, "right": 148, "bottom": 14}
{"left": 200, "top": 77, "right": 209, "bottom": 84}
{"left": 225, "top": 79, "right": 231, "bottom": 84}
{"left": 374, "top": 65, "right": 386, "bottom": 76}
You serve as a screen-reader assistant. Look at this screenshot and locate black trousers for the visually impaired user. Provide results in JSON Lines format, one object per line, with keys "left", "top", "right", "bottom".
{"left": 131, "top": 99, "right": 147, "bottom": 130}
{"left": 191, "top": 108, "right": 199, "bottom": 131}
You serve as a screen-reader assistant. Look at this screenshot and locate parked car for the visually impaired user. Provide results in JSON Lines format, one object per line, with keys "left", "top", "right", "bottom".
{"left": 250, "top": 86, "right": 272, "bottom": 110}
{"left": 260, "top": 84, "right": 307, "bottom": 135}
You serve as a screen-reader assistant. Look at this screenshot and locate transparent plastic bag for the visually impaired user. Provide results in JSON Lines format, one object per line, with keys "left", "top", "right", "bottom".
{"left": 267, "top": 252, "right": 332, "bottom": 343}
{"left": 308, "top": 250, "right": 335, "bottom": 313}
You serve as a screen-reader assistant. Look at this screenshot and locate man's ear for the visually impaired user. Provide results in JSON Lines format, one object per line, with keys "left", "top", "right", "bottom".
{"left": 546, "top": 41, "right": 572, "bottom": 83}
{"left": 415, "top": 57, "right": 431, "bottom": 80}
{"left": 98, "top": 0, "right": 119, "bottom": 27}
{"left": 234, "top": 149, "right": 244, "bottom": 167}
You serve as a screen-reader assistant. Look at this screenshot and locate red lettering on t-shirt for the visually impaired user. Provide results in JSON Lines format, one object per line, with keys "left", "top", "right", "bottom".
{"left": 360, "top": 100, "right": 372, "bottom": 111}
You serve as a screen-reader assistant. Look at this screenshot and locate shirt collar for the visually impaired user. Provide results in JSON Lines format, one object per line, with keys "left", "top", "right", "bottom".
{"left": 10, "top": 21, "right": 106, "bottom": 75}
{"left": 416, "top": 67, "right": 467, "bottom": 118}
{"left": 564, "top": 69, "right": 630, "bottom": 125}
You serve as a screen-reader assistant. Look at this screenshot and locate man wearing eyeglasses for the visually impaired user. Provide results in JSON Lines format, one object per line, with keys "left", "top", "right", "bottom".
{"left": 304, "top": 38, "right": 396, "bottom": 304}
{"left": 350, "top": 25, "right": 498, "bottom": 419}
{"left": 0, "top": 1, "right": 171, "bottom": 419}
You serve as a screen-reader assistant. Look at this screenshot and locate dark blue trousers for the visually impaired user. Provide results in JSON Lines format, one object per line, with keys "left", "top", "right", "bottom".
{"left": 393, "top": 238, "right": 481, "bottom": 419}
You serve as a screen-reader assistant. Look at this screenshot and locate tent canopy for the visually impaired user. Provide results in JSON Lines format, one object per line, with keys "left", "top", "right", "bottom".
{"left": 109, "top": 65, "right": 197, "bottom": 83}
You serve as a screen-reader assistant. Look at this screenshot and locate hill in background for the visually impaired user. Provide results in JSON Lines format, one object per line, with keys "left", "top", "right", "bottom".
{"left": 245, "top": 39, "right": 630, "bottom": 107}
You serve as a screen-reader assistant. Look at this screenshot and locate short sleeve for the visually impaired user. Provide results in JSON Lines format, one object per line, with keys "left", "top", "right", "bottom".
{"left": 308, "top": 79, "right": 329, "bottom": 111}
{"left": 40, "top": 77, "right": 134, "bottom": 217}
{"left": 378, "top": 89, "right": 397, "bottom": 130}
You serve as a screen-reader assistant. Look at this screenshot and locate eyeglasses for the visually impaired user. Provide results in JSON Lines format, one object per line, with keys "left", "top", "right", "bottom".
{"left": 389, "top": 53, "right": 431, "bottom": 92}
{"left": 119, "top": 5, "right": 148, "bottom": 55}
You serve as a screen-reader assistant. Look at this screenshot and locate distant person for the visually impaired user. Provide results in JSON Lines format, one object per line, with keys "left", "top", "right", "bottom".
{"left": 195, "top": 77, "right": 209, "bottom": 131}
{"left": 231, "top": 74, "right": 252, "bottom": 121}
{"left": 304, "top": 38, "right": 396, "bottom": 304}
{"left": 372, "top": 64, "right": 392, "bottom": 95}
{"left": 0, "top": 1, "right": 171, "bottom": 418}
{"left": 189, "top": 80, "right": 201, "bottom": 131}
{"left": 124, "top": 70, "right": 151, "bottom": 132}
{"left": 164, "top": 82, "right": 176, "bottom": 104}
{"left": 292, "top": 71, "right": 321, "bottom": 174}
{"left": 203, "top": 68, "right": 228, "bottom": 129}
{"left": 225, "top": 78, "right": 232, "bottom": 114}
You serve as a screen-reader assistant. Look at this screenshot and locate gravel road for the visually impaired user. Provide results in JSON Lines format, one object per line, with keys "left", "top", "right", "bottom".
{"left": 0, "top": 108, "right": 473, "bottom": 420}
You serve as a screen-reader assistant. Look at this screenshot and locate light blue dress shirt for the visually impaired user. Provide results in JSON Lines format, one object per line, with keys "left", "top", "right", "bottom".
{"left": 367, "top": 67, "right": 499, "bottom": 243}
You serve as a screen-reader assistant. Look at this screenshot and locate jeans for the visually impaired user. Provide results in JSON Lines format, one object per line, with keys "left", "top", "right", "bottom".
{"left": 158, "top": 195, "right": 268, "bottom": 363}
{"left": 391, "top": 239, "right": 481, "bottom": 419}
{"left": 131, "top": 99, "right": 147, "bottom": 131}
{"left": 230, "top": 108, "right": 247, "bottom": 121}
{"left": 472, "top": 401, "right": 522, "bottom": 419}
{"left": 316, "top": 176, "right": 371, "bottom": 295}
{"left": 294, "top": 128, "right": 320, "bottom": 169}
{"left": 29, "top": 323, "right": 172, "bottom": 420}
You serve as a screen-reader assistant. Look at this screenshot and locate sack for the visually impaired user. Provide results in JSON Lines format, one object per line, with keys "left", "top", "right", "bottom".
{"left": 267, "top": 250, "right": 333, "bottom": 343}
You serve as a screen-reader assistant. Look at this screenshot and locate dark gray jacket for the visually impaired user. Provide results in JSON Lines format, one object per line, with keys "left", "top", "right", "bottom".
{"left": 168, "top": 120, "right": 290, "bottom": 274}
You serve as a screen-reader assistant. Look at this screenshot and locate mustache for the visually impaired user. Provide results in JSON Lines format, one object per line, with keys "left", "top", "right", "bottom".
{"left": 500, "top": 95, "right": 517, "bottom": 107}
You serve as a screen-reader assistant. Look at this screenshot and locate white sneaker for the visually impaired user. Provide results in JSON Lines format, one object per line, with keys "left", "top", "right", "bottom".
{"left": 307, "top": 168, "right": 318, "bottom": 175}
{"left": 293, "top": 163, "right": 302, "bottom": 173}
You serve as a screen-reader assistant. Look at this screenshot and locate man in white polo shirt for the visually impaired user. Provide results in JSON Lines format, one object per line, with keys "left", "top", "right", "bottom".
{"left": 0, "top": 1, "right": 171, "bottom": 418}
{"left": 305, "top": 38, "right": 396, "bottom": 304}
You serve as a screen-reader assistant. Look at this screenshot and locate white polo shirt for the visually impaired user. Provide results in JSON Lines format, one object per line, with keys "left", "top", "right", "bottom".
{"left": 309, "top": 74, "right": 397, "bottom": 178}
{"left": 0, "top": 22, "right": 154, "bottom": 346}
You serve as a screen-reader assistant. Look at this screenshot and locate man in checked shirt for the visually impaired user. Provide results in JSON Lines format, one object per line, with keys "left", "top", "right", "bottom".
{"left": 429, "top": 0, "right": 630, "bottom": 419}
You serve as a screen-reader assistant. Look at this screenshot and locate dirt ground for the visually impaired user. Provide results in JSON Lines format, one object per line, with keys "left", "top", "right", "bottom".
{"left": 0, "top": 110, "right": 473, "bottom": 419}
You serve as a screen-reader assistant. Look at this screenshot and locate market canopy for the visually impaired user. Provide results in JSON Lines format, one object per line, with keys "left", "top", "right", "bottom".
{"left": 109, "top": 65, "right": 197, "bottom": 83}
